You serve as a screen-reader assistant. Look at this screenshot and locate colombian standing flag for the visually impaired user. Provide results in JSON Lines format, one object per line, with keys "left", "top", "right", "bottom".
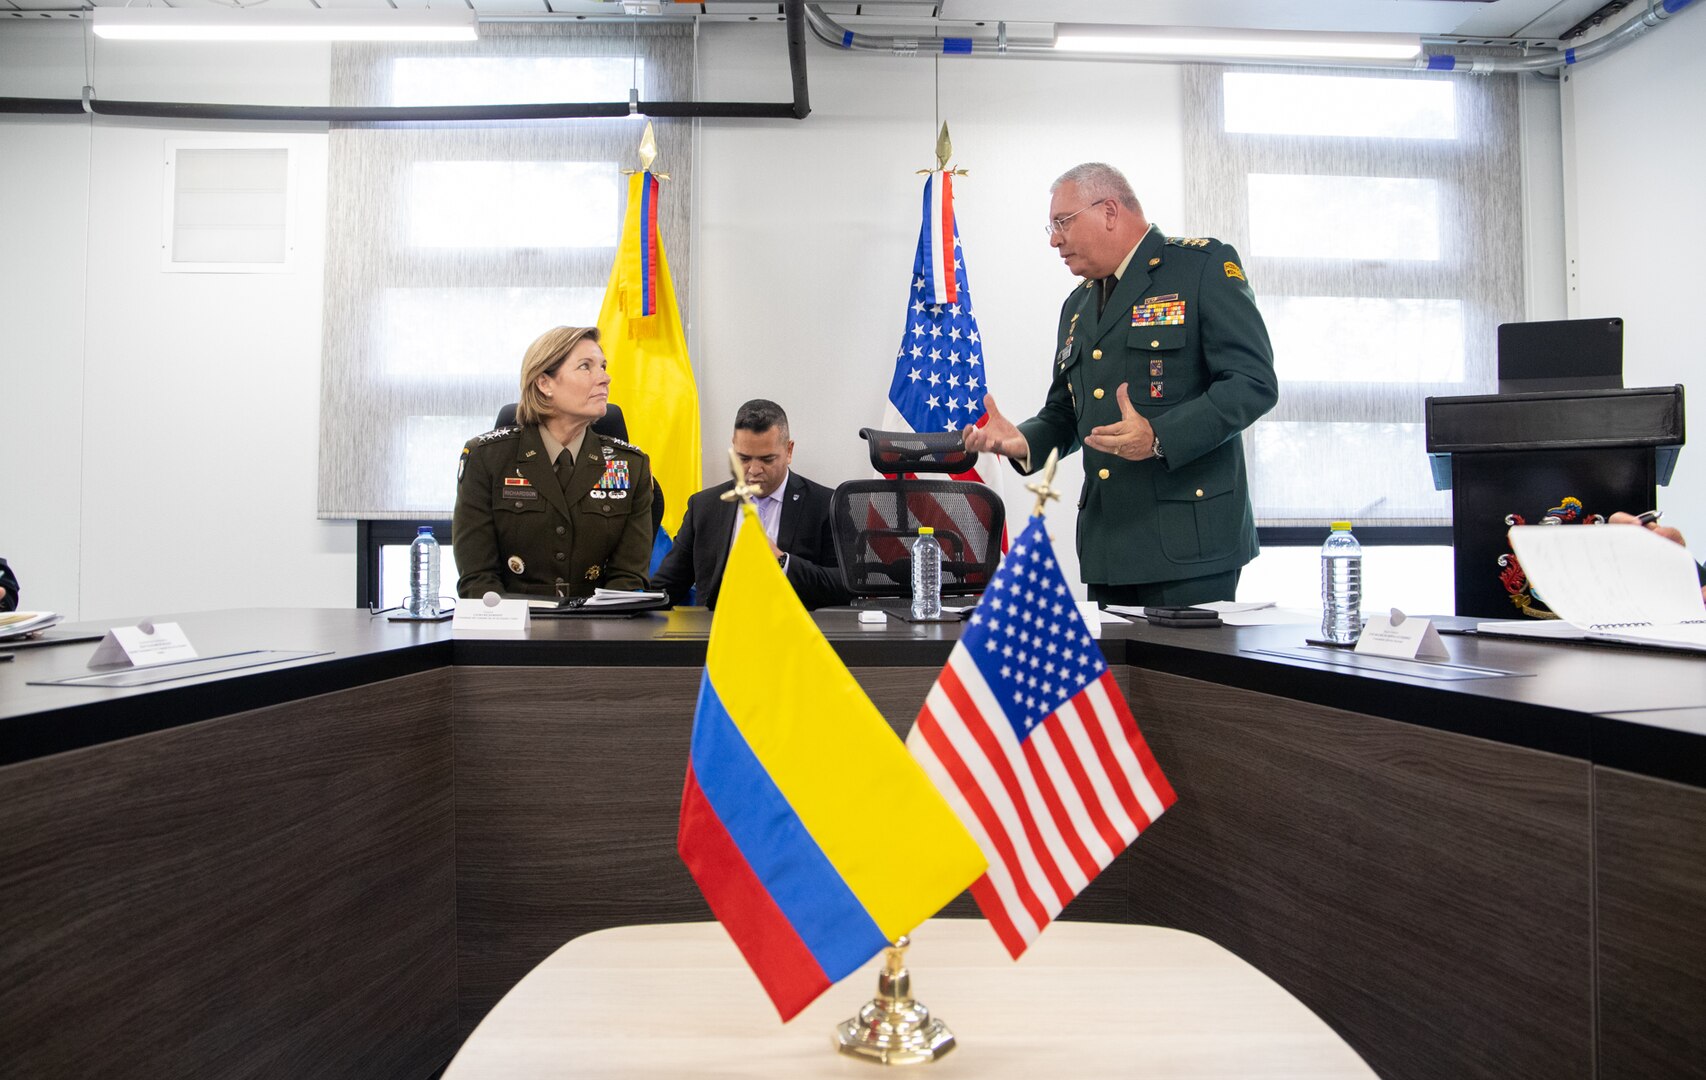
{"left": 678, "top": 503, "right": 987, "bottom": 1021}
{"left": 598, "top": 169, "right": 700, "bottom": 556}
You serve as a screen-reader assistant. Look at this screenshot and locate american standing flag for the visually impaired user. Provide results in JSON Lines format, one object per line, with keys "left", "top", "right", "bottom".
{"left": 881, "top": 172, "right": 1006, "bottom": 555}
{"left": 885, "top": 175, "right": 1001, "bottom": 480}
{"left": 906, "top": 515, "right": 1177, "bottom": 959}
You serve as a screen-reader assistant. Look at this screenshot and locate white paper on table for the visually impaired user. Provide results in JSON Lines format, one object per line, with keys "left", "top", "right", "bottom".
{"left": 88, "top": 621, "right": 197, "bottom": 668}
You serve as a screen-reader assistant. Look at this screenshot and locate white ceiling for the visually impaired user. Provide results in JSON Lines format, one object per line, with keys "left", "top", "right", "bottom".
{"left": 0, "top": 0, "right": 1621, "bottom": 46}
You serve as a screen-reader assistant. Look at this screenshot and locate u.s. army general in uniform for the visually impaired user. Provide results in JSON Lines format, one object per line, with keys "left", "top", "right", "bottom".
{"left": 454, "top": 326, "right": 655, "bottom": 599}
{"left": 965, "top": 162, "right": 1278, "bottom": 607}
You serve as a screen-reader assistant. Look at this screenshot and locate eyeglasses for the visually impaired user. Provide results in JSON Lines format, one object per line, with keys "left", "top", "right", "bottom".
{"left": 1044, "top": 200, "right": 1105, "bottom": 238}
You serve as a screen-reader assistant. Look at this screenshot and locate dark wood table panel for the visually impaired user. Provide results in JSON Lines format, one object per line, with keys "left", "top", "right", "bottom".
{"left": 0, "top": 670, "right": 457, "bottom": 1080}
{"left": 1118, "top": 670, "right": 1593, "bottom": 1080}
{"left": 453, "top": 665, "right": 711, "bottom": 1035}
{"left": 1595, "top": 766, "right": 1706, "bottom": 1080}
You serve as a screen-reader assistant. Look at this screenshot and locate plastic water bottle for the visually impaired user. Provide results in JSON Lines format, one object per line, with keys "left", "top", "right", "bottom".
{"left": 1320, "top": 521, "right": 1362, "bottom": 644}
{"left": 911, "top": 527, "right": 943, "bottom": 620}
{"left": 407, "top": 526, "right": 440, "bottom": 617}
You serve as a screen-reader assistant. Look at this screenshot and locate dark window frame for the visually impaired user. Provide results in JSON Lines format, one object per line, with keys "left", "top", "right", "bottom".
{"left": 356, "top": 519, "right": 452, "bottom": 609}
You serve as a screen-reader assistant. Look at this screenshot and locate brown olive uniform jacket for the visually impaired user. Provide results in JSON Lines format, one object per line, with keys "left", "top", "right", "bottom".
{"left": 453, "top": 424, "right": 654, "bottom": 599}
{"left": 1015, "top": 227, "right": 1278, "bottom": 587}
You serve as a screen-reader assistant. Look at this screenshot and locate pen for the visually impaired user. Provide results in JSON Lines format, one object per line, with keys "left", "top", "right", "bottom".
{"left": 1635, "top": 509, "right": 1664, "bottom": 526}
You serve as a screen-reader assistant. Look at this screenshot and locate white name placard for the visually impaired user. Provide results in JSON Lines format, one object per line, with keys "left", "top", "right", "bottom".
{"left": 453, "top": 594, "right": 531, "bottom": 632}
{"left": 1354, "top": 608, "right": 1448, "bottom": 661}
{"left": 88, "top": 621, "right": 198, "bottom": 669}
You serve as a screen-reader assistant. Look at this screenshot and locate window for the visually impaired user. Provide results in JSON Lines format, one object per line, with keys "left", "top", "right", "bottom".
{"left": 318, "top": 25, "right": 693, "bottom": 521}
{"left": 1186, "top": 65, "right": 1524, "bottom": 530}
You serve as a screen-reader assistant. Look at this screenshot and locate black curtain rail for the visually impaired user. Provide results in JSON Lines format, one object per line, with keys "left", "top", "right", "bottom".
{"left": 0, "top": 98, "right": 806, "bottom": 122}
{"left": 0, "top": 0, "right": 811, "bottom": 123}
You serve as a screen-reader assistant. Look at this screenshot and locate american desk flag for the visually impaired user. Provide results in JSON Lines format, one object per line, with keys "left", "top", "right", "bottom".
{"left": 678, "top": 503, "right": 986, "bottom": 1021}
{"left": 906, "top": 515, "right": 1177, "bottom": 959}
{"left": 885, "top": 174, "right": 1005, "bottom": 507}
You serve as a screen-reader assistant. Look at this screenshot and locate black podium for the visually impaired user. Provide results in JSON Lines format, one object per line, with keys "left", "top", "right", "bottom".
{"left": 1424, "top": 385, "right": 1685, "bottom": 618}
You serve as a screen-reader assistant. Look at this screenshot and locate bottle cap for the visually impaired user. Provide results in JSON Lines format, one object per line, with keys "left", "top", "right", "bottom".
{"left": 1330, "top": 521, "right": 1352, "bottom": 531}
{"left": 418, "top": 525, "right": 434, "bottom": 536}
{"left": 918, "top": 527, "right": 935, "bottom": 536}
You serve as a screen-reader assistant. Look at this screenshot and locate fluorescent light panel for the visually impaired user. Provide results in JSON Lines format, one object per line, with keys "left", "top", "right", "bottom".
{"left": 92, "top": 9, "right": 479, "bottom": 43}
{"left": 1055, "top": 25, "right": 1422, "bottom": 62}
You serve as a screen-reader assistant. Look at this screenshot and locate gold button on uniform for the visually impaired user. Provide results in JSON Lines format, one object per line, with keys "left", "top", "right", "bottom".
{"left": 1093, "top": 388, "right": 1104, "bottom": 400}
{"left": 1150, "top": 339, "right": 1161, "bottom": 349}
{"left": 1098, "top": 468, "right": 1110, "bottom": 480}
{"left": 1092, "top": 349, "right": 1102, "bottom": 360}
{"left": 1195, "top": 489, "right": 1205, "bottom": 497}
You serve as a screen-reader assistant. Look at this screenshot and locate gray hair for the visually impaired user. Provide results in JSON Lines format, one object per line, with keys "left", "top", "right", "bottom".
{"left": 1051, "top": 162, "right": 1142, "bottom": 214}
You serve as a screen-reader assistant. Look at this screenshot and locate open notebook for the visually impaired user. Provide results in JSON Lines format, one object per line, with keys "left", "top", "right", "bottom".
{"left": 1477, "top": 525, "right": 1706, "bottom": 651}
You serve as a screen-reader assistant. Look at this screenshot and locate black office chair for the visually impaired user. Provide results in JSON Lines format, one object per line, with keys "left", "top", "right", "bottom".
{"left": 491, "top": 401, "right": 666, "bottom": 541}
{"left": 830, "top": 429, "right": 1004, "bottom": 607}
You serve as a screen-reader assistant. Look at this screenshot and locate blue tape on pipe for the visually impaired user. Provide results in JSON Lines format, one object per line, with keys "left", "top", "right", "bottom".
{"left": 1427, "top": 55, "right": 1457, "bottom": 70}
{"left": 842, "top": 30, "right": 854, "bottom": 48}
{"left": 1664, "top": 0, "right": 1694, "bottom": 13}
{"left": 1566, "top": 47, "right": 1577, "bottom": 64}
{"left": 943, "top": 37, "right": 973, "bottom": 54}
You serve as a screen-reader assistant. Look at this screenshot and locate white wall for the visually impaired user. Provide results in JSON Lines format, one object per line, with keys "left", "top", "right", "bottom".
{"left": 1563, "top": 6, "right": 1706, "bottom": 549}
{"left": 11, "top": 13, "right": 1690, "bottom": 620}
{"left": 0, "top": 25, "right": 350, "bottom": 620}
{"left": 696, "top": 25, "right": 1186, "bottom": 590}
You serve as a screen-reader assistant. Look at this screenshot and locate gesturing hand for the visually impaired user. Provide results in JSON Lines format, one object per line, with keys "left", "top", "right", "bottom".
{"left": 1083, "top": 383, "right": 1156, "bottom": 461}
{"left": 961, "top": 394, "right": 1030, "bottom": 461}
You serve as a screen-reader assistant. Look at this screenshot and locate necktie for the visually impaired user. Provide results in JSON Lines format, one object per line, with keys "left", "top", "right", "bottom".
{"left": 1098, "top": 275, "right": 1117, "bottom": 316}
{"left": 555, "top": 450, "right": 574, "bottom": 490}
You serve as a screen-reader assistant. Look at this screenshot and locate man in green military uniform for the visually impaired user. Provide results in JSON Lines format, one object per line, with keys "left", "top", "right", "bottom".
{"left": 965, "top": 162, "right": 1278, "bottom": 606}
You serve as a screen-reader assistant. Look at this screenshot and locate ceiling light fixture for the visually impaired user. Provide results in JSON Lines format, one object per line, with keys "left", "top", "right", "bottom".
{"left": 1054, "top": 25, "right": 1423, "bottom": 62}
{"left": 91, "top": 8, "right": 480, "bottom": 43}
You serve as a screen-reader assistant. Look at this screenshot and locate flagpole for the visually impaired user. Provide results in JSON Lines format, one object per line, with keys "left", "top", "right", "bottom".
{"left": 1025, "top": 448, "right": 1062, "bottom": 518}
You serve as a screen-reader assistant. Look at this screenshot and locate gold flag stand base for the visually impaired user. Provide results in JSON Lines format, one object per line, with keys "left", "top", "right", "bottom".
{"left": 834, "top": 936, "right": 955, "bottom": 1065}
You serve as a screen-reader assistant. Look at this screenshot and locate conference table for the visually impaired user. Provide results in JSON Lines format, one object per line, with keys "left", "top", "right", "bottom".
{"left": 1, "top": 606, "right": 1702, "bottom": 1080}
{"left": 440, "top": 920, "right": 1378, "bottom": 1078}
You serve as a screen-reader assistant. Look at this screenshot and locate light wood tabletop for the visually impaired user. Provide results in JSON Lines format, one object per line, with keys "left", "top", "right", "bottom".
{"left": 443, "top": 919, "right": 1377, "bottom": 1079}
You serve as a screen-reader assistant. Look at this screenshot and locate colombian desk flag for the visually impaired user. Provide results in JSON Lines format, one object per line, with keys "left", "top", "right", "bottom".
{"left": 598, "top": 169, "right": 700, "bottom": 565}
{"left": 678, "top": 502, "right": 987, "bottom": 1021}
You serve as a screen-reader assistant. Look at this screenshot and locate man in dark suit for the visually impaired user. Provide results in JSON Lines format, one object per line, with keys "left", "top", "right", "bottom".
{"left": 654, "top": 399, "right": 848, "bottom": 610}
{"left": 965, "top": 161, "right": 1278, "bottom": 606}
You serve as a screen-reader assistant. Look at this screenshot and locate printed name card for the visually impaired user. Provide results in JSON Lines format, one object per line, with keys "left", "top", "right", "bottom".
{"left": 88, "top": 621, "right": 198, "bottom": 669}
{"left": 1354, "top": 608, "right": 1449, "bottom": 661}
{"left": 452, "top": 593, "right": 531, "bottom": 632}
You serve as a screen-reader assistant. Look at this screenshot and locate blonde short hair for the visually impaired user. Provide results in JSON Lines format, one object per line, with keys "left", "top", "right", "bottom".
{"left": 516, "top": 326, "right": 600, "bottom": 427}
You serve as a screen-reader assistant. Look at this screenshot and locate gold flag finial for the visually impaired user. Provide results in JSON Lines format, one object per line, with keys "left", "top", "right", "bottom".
{"left": 720, "top": 448, "right": 760, "bottom": 506}
{"left": 1025, "top": 448, "right": 1062, "bottom": 517}
{"left": 627, "top": 121, "right": 670, "bottom": 180}
{"left": 935, "top": 122, "right": 953, "bottom": 171}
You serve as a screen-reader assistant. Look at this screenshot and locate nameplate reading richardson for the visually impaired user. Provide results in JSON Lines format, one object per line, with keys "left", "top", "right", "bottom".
{"left": 29, "top": 650, "right": 332, "bottom": 688}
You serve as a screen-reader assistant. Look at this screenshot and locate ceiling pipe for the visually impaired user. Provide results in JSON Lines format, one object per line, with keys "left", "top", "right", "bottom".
{"left": 803, "top": 0, "right": 1697, "bottom": 74}
{"left": 0, "top": 0, "right": 810, "bottom": 122}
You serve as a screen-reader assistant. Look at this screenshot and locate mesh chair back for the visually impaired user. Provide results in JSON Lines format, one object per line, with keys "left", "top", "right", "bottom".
{"left": 859, "top": 427, "right": 978, "bottom": 475}
{"left": 831, "top": 478, "right": 1005, "bottom": 599}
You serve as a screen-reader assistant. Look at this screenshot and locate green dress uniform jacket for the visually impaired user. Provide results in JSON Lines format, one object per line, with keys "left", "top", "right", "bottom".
{"left": 453, "top": 424, "right": 654, "bottom": 599}
{"left": 1016, "top": 226, "right": 1278, "bottom": 587}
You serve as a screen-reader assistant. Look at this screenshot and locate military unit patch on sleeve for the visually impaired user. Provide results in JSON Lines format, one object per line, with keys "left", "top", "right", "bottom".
{"left": 1224, "top": 261, "right": 1246, "bottom": 282}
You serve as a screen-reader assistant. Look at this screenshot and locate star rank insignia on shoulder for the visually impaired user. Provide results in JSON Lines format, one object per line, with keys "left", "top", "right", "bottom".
{"left": 1166, "top": 236, "right": 1216, "bottom": 249}
{"left": 472, "top": 425, "right": 520, "bottom": 445}
{"left": 598, "top": 434, "right": 645, "bottom": 457}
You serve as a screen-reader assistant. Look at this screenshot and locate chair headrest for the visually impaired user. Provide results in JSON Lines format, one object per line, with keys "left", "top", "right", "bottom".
{"left": 492, "top": 402, "right": 629, "bottom": 443}
{"left": 859, "top": 428, "right": 979, "bottom": 474}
